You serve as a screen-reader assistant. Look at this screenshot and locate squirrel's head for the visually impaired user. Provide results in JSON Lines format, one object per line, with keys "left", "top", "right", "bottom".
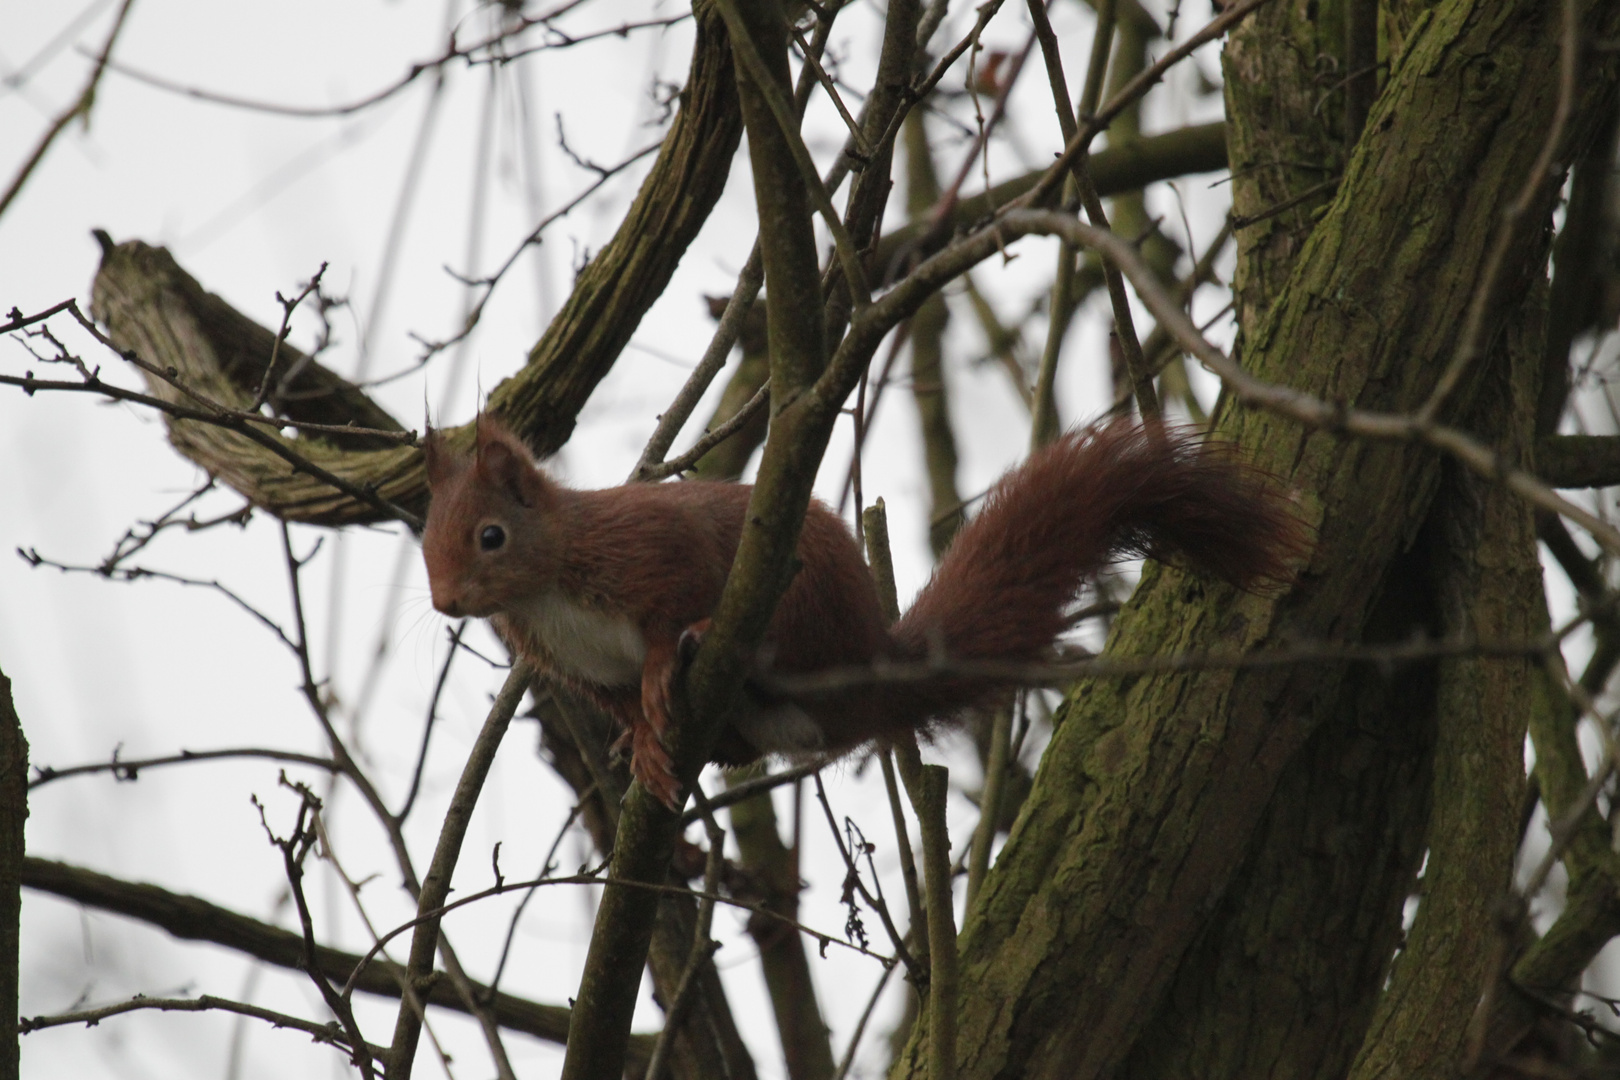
{"left": 421, "top": 414, "right": 562, "bottom": 618}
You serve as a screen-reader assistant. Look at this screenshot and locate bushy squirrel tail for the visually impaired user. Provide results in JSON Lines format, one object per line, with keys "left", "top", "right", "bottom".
{"left": 878, "top": 419, "right": 1308, "bottom": 729}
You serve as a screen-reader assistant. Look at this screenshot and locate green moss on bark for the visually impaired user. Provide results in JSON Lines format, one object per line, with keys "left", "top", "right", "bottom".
{"left": 892, "top": 4, "right": 1620, "bottom": 1079}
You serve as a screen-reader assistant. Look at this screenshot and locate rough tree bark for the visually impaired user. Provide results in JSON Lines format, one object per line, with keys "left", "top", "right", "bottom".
{"left": 890, "top": 2, "right": 1620, "bottom": 1079}
{"left": 91, "top": 0, "right": 744, "bottom": 527}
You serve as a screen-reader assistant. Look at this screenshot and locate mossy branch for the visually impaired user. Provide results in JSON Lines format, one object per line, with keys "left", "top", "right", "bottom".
{"left": 87, "top": 0, "right": 743, "bottom": 527}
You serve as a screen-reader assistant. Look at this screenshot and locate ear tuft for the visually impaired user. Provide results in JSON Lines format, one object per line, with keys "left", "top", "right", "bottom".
{"left": 475, "top": 415, "right": 543, "bottom": 508}
{"left": 423, "top": 423, "right": 456, "bottom": 491}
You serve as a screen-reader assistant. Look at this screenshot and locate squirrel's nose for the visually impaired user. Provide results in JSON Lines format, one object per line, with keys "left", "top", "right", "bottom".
{"left": 434, "top": 594, "right": 465, "bottom": 618}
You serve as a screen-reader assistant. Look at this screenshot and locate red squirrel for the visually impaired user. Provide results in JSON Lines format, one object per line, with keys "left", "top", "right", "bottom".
{"left": 421, "top": 415, "right": 1306, "bottom": 808}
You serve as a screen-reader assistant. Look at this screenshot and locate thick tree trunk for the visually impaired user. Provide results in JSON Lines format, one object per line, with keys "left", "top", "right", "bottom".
{"left": 1344, "top": 288, "right": 1544, "bottom": 1079}
{"left": 891, "top": 3, "right": 1620, "bottom": 1079}
{"left": 1117, "top": 6, "right": 1433, "bottom": 1069}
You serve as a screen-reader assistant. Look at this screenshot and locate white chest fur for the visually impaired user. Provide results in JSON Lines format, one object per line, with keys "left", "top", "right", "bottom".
{"left": 504, "top": 592, "right": 647, "bottom": 688}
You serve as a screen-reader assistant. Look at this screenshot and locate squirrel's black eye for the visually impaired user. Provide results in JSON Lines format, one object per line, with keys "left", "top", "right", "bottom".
{"left": 479, "top": 525, "right": 506, "bottom": 551}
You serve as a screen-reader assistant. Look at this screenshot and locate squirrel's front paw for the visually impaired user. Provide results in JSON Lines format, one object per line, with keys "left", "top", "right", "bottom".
{"left": 630, "top": 722, "right": 682, "bottom": 810}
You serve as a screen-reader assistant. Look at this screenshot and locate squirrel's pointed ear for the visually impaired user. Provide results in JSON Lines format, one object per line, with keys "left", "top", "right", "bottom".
{"left": 475, "top": 415, "right": 543, "bottom": 508}
{"left": 423, "top": 423, "right": 456, "bottom": 491}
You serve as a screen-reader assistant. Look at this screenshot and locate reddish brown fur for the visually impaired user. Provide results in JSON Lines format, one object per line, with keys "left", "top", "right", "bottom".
{"left": 421, "top": 416, "right": 1307, "bottom": 807}
{"left": 856, "top": 421, "right": 1308, "bottom": 741}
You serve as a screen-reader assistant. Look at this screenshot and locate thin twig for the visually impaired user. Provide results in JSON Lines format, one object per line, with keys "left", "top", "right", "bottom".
{"left": 866, "top": 1, "right": 1010, "bottom": 186}
{"left": 312, "top": 807, "right": 454, "bottom": 1073}
{"left": 406, "top": 138, "right": 662, "bottom": 367}
{"left": 766, "top": 632, "right": 1556, "bottom": 696}
{"left": 639, "top": 378, "right": 771, "bottom": 482}
{"left": 976, "top": 210, "right": 1620, "bottom": 559}
{"left": 840, "top": 325, "right": 912, "bottom": 513}
{"left": 790, "top": 25, "right": 873, "bottom": 158}
{"left": 832, "top": 955, "right": 897, "bottom": 1080}
{"left": 677, "top": 759, "right": 825, "bottom": 825}
{"left": 18, "top": 547, "right": 297, "bottom": 650}
{"left": 0, "top": 0, "right": 136, "bottom": 220}
{"left": 0, "top": 369, "right": 415, "bottom": 443}
{"left": 252, "top": 265, "right": 329, "bottom": 411}
{"left": 1228, "top": 175, "right": 1340, "bottom": 230}
{"left": 393, "top": 621, "right": 466, "bottom": 824}
{"left": 18, "top": 993, "right": 378, "bottom": 1055}
{"left": 8, "top": 301, "right": 424, "bottom": 524}
{"left": 0, "top": 300, "right": 76, "bottom": 334}
{"left": 384, "top": 662, "right": 532, "bottom": 1079}
{"left": 17, "top": 854, "right": 617, "bottom": 1051}
{"left": 631, "top": 246, "right": 765, "bottom": 480}
{"left": 930, "top": 24, "right": 1038, "bottom": 236}
{"left": 275, "top": 524, "right": 424, "bottom": 897}
{"left": 1027, "top": 0, "right": 1157, "bottom": 418}
{"left": 341, "top": 866, "right": 898, "bottom": 1001}
{"left": 1015, "top": 0, "right": 1274, "bottom": 211}
{"left": 91, "top": 8, "right": 688, "bottom": 120}
{"left": 880, "top": 751, "right": 925, "bottom": 961}
{"left": 89, "top": 478, "right": 251, "bottom": 575}
{"left": 487, "top": 795, "right": 591, "bottom": 998}
{"left": 714, "top": 0, "right": 873, "bottom": 307}
{"left": 2, "top": 307, "right": 416, "bottom": 446}
{"left": 254, "top": 780, "right": 378, "bottom": 1079}
{"left": 549, "top": 691, "right": 623, "bottom": 831}
{"left": 861, "top": 503, "right": 927, "bottom": 960}
{"left": 965, "top": 704, "right": 1012, "bottom": 911}
{"left": 812, "top": 775, "right": 920, "bottom": 980}
{"left": 1519, "top": 656, "right": 1620, "bottom": 902}
{"left": 29, "top": 747, "right": 339, "bottom": 790}
{"left": 1137, "top": 217, "right": 1233, "bottom": 375}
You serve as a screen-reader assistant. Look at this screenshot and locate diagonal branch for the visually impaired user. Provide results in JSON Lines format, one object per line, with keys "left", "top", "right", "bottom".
{"left": 384, "top": 662, "right": 531, "bottom": 1078}
{"left": 18, "top": 856, "right": 640, "bottom": 1056}
{"left": 80, "top": 1, "right": 745, "bottom": 526}
{"left": 0, "top": 0, "right": 136, "bottom": 221}
{"left": 18, "top": 992, "right": 378, "bottom": 1056}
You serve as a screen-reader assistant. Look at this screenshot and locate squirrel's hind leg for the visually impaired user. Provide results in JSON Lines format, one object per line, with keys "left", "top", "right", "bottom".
{"left": 634, "top": 625, "right": 708, "bottom": 810}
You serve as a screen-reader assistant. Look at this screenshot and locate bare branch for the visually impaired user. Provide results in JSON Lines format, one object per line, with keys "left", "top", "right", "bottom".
{"left": 29, "top": 747, "right": 339, "bottom": 790}
{"left": 644, "top": 794, "right": 727, "bottom": 1080}
{"left": 766, "top": 632, "right": 1555, "bottom": 698}
{"left": 92, "top": 9, "right": 690, "bottom": 120}
{"left": 393, "top": 621, "right": 465, "bottom": 824}
{"left": 18, "top": 992, "right": 376, "bottom": 1058}
{"left": 811, "top": 776, "right": 920, "bottom": 981}
{"left": 406, "top": 137, "right": 662, "bottom": 368}
{"left": 1015, "top": 0, "right": 1275, "bottom": 211}
{"left": 0, "top": 0, "right": 136, "bottom": 220}
{"left": 629, "top": 246, "right": 764, "bottom": 482}
{"left": 715, "top": 0, "right": 872, "bottom": 307}
{"left": 638, "top": 378, "right": 771, "bottom": 482}
{"left": 385, "top": 662, "right": 531, "bottom": 1078}
{"left": 18, "top": 857, "right": 606, "bottom": 1054}
{"left": 677, "top": 760, "right": 825, "bottom": 826}
{"left": 252, "top": 780, "right": 377, "bottom": 1078}
{"left": 18, "top": 547, "right": 297, "bottom": 651}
